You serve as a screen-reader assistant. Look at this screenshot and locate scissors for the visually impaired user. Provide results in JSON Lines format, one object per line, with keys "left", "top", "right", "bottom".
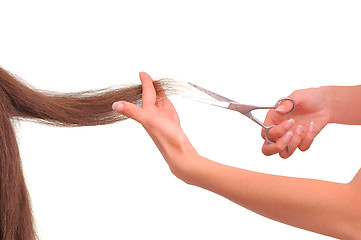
{"left": 188, "top": 83, "right": 296, "bottom": 147}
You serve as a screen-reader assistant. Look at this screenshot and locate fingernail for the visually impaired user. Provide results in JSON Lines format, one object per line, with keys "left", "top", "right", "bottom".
{"left": 308, "top": 122, "right": 315, "bottom": 133}
{"left": 276, "top": 105, "right": 285, "bottom": 113}
{"left": 296, "top": 125, "right": 303, "bottom": 135}
{"left": 285, "top": 119, "right": 295, "bottom": 129}
{"left": 283, "top": 131, "right": 293, "bottom": 143}
{"left": 112, "top": 102, "right": 124, "bottom": 112}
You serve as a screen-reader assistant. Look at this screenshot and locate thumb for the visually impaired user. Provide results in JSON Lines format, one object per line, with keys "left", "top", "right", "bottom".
{"left": 112, "top": 101, "right": 148, "bottom": 124}
{"left": 275, "top": 96, "right": 297, "bottom": 115}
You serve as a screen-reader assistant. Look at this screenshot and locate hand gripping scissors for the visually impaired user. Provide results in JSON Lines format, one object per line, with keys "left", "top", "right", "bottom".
{"left": 188, "top": 83, "right": 296, "bottom": 146}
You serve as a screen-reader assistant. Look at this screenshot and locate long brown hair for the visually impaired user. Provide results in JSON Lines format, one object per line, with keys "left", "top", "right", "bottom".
{"left": 0, "top": 67, "right": 176, "bottom": 240}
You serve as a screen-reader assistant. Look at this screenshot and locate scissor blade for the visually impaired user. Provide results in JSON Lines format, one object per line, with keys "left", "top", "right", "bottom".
{"left": 188, "top": 82, "right": 237, "bottom": 103}
{"left": 186, "top": 97, "right": 231, "bottom": 109}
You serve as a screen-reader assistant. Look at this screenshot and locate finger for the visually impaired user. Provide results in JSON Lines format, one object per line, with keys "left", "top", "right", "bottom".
{"left": 279, "top": 125, "right": 304, "bottom": 159}
{"left": 139, "top": 72, "right": 157, "bottom": 108}
{"left": 261, "top": 110, "right": 277, "bottom": 139}
{"left": 153, "top": 80, "right": 171, "bottom": 107}
{"left": 299, "top": 122, "right": 315, "bottom": 151}
{"left": 262, "top": 131, "right": 293, "bottom": 156}
{"left": 261, "top": 109, "right": 280, "bottom": 139}
{"left": 112, "top": 101, "right": 149, "bottom": 125}
{"left": 265, "top": 118, "right": 295, "bottom": 141}
{"left": 153, "top": 80, "right": 167, "bottom": 99}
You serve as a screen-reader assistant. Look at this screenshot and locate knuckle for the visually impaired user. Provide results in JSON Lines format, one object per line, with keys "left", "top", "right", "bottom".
{"left": 261, "top": 131, "right": 265, "bottom": 139}
{"left": 262, "top": 146, "right": 271, "bottom": 156}
{"left": 266, "top": 129, "right": 277, "bottom": 140}
{"left": 275, "top": 144, "right": 284, "bottom": 152}
{"left": 262, "top": 150, "right": 269, "bottom": 156}
{"left": 291, "top": 89, "right": 301, "bottom": 97}
{"left": 126, "top": 107, "right": 137, "bottom": 118}
{"left": 280, "top": 152, "right": 290, "bottom": 159}
{"left": 299, "top": 145, "right": 306, "bottom": 151}
{"left": 120, "top": 103, "right": 130, "bottom": 115}
{"left": 299, "top": 145, "right": 310, "bottom": 152}
{"left": 299, "top": 138, "right": 313, "bottom": 151}
{"left": 264, "top": 152, "right": 272, "bottom": 157}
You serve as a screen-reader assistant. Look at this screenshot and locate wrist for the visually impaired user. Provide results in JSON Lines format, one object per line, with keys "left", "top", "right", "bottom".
{"left": 319, "top": 86, "right": 334, "bottom": 124}
{"left": 164, "top": 134, "right": 200, "bottom": 183}
{"left": 171, "top": 153, "right": 207, "bottom": 186}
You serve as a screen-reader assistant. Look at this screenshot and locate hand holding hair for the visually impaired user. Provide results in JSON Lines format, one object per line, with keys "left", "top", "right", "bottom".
{"left": 113, "top": 74, "right": 361, "bottom": 239}
{"left": 112, "top": 72, "right": 198, "bottom": 179}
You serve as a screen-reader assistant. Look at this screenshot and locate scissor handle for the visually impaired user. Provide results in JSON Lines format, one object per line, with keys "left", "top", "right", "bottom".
{"left": 266, "top": 97, "right": 295, "bottom": 153}
{"left": 274, "top": 97, "right": 296, "bottom": 115}
{"left": 264, "top": 125, "right": 276, "bottom": 144}
{"left": 264, "top": 125, "right": 291, "bottom": 153}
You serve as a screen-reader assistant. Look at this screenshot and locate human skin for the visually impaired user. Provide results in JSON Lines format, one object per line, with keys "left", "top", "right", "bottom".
{"left": 112, "top": 73, "right": 361, "bottom": 240}
{"left": 261, "top": 85, "right": 361, "bottom": 158}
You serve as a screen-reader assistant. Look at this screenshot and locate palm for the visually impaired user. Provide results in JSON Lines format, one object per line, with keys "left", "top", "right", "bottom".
{"left": 145, "top": 97, "right": 183, "bottom": 144}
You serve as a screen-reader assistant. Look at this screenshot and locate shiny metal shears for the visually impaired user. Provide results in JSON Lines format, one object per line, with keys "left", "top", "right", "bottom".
{"left": 188, "top": 83, "right": 296, "bottom": 145}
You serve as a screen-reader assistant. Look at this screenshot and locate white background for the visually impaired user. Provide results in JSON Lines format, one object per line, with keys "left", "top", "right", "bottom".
{"left": 1, "top": 1, "right": 361, "bottom": 239}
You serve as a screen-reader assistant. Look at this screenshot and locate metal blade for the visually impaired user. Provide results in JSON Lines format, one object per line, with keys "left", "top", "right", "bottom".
{"left": 185, "top": 96, "right": 231, "bottom": 109}
{"left": 188, "top": 82, "right": 237, "bottom": 103}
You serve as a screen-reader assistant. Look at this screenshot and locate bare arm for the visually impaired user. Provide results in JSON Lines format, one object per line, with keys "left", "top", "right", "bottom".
{"left": 326, "top": 85, "right": 361, "bottom": 125}
{"left": 188, "top": 156, "right": 361, "bottom": 240}
{"left": 112, "top": 73, "right": 361, "bottom": 240}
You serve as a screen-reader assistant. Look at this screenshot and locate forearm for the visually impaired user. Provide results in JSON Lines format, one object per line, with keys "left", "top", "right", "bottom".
{"left": 324, "top": 85, "right": 361, "bottom": 125}
{"left": 182, "top": 156, "right": 361, "bottom": 239}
